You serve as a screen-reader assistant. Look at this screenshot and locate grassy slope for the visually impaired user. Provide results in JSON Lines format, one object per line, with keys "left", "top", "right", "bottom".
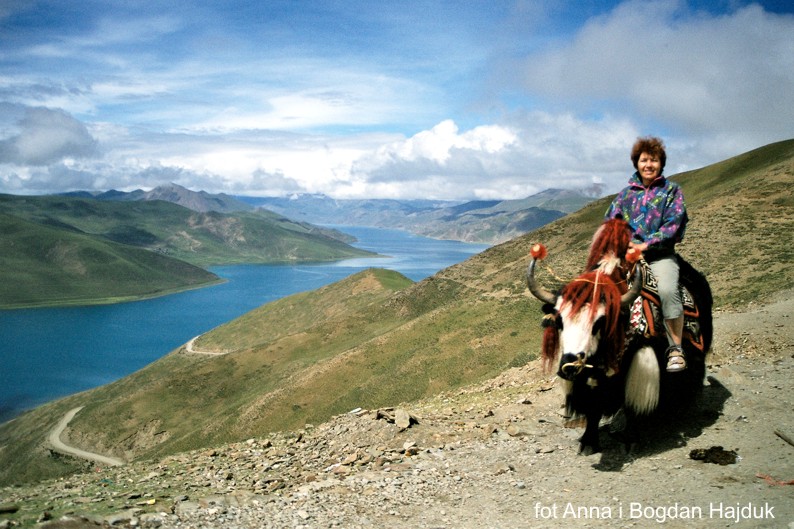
{"left": 0, "top": 212, "right": 220, "bottom": 308}
{"left": 1, "top": 194, "right": 376, "bottom": 266}
{"left": 0, "top": 140, "right": 792, "bottom": 485}
{"left": 0, "top": 195, "right": 376, "bottom": 308}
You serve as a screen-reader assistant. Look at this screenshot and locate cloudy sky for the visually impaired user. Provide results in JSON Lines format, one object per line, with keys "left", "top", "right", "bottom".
{"left": 1, "top": 0, "right": 793, "bottom": 200}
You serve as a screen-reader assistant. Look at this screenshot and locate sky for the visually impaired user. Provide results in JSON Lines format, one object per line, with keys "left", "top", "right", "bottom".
{"left": 1, "top": 0, "right": 793, "bottom": 201}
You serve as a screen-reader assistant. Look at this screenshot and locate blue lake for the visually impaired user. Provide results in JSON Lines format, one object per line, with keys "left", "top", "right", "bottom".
{"left": 0, "top": 227, "right": 489, "bottom": 423}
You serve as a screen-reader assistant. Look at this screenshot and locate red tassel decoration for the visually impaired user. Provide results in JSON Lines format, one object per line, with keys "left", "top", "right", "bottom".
{"left": 530, "top": 243, "right": 548, "bottom": 260}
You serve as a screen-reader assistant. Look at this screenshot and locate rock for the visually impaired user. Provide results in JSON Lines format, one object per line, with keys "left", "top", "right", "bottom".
{"left": 139, "top": 512, "right": 167, "bottom": 527}
{"left": 332, "top": 465, "right": 351, "bottom": 475}
{"left": 376, "top": 407, "right": 419, "bottom": 429}
{"left": 506, "top": 424, "right": 536, "bottom": 437}
{"left": 37, "top": 516, "right": 104, "bottom": 528}
{"left": 492, "top": 462, "right": 515, "bottom": 475}
{"left": 174, "top": 501, "right": 201, "bottom": 516}
{"left": 395, "top": 409, "right": 412, "bottom": 429}
{"left": 104, "top": 508, "right": 143, "bottom": 526}
{"left": 341, "top": 452, "right": 359, "bottom": 465}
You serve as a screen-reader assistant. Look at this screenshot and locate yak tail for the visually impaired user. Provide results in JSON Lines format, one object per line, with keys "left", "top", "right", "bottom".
{"left": 625, "top": 346, "right": 660, "bottom": 414}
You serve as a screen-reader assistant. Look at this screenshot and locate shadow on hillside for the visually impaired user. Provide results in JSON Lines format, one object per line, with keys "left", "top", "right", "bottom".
{"left": 591, "top": 375, "right": 732, "bottom": 472}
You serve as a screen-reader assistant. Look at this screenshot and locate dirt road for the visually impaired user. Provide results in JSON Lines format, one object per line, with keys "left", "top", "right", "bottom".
{"left": 47, "top": 407, "right": 124, "bottom": 467}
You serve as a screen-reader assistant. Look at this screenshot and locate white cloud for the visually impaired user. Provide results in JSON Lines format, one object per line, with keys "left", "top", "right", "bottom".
{"left": 346, "top": 114, "right": 638, "bottom": 199}
{"left": 519, "top": 1, "right": 794, "bottom": 145}
{"left": 0, "top": 106, "right": 98, "bottom": 166}
{"left": 352, "top": 120, "right": 517, "bottom": 178}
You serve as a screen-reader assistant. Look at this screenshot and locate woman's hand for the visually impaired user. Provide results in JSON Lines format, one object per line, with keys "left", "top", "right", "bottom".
{"left": 629, "top": 241, "right": 649, "bottom": 252}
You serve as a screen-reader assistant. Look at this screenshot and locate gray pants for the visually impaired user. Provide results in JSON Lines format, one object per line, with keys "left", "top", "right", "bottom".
{"left": 649, "top": 256, "right": 683, "bottom": 320}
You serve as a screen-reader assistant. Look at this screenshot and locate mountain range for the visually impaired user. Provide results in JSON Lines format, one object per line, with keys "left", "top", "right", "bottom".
{"left": 75, "top": 183, "right": 596, "bottom": 244}
{"left": 1, "top": 138, "right": 791, "bottom": 490}
{"left": 65, "top": 184, "right": 254, "bottom": 214}
{"left": 241, "top": 188, "right": 596, "bottom": 244}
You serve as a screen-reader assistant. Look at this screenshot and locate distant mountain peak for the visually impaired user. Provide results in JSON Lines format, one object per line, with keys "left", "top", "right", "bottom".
{"left": 91, "top": 183, "right": 254, "bottom": 213}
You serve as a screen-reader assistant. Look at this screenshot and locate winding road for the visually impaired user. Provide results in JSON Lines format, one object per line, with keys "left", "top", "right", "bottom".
{"left": 47, "top": 406, "right": 124, "bottom": 466}
{"left": 185, "top": 335, "right": 228, "bottom": 355}
{"left": 47, "top": 334, "right": 227, "bottom": 466}
{"left": 47, "top": 336, "right": 226, "bottom": 466}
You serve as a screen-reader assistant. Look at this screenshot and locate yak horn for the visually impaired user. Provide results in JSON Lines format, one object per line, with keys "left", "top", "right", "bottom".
{"left": 620, "top": 266, "right": 643, "bottom": 309}
{"left": 527, "top": 259, "right": 557, "bottom": 305}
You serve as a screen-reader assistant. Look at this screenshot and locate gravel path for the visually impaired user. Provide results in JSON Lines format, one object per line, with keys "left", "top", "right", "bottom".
{"left": 45, "top": 407, "right": 124, "bottom": 468}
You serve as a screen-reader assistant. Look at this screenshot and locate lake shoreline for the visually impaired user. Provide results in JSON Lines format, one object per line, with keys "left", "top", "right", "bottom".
{"left": 1, "top": 227, "right": 489, "bottom": 424}
{"left": 0, "top": 277, "right": 229, "bottom": 311}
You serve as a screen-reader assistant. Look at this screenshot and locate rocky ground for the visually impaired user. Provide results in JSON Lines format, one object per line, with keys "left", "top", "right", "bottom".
{"left": 1, "top": 293, "right": 792, "bottom": 529}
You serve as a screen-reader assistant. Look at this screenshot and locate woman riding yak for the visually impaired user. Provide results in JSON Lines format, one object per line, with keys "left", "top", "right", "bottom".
{"left": 605, "top": 136, "right": 688, "bottom": 373}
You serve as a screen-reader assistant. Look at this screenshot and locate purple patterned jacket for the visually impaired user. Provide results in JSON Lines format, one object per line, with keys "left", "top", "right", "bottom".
{"left": 605, "top": 172, "right": 688, "bottom": 258}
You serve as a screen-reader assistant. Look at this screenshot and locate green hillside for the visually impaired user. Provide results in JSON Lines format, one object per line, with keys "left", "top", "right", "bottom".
{"left": 0, "top": 212, "right": 220, "bottom": 308}
{"left": 0, "top": 194, "right": 376, "bottom": 308}
{"left": 0, "top": 139, "right": 792, "bottom": 486}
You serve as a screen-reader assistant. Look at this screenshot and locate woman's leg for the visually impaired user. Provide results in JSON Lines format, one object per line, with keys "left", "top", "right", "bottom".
{"left": 649, "top": 257, "right": 685, "bottom": 371}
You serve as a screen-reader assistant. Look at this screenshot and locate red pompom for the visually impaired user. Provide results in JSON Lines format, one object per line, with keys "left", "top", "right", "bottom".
{"left": 530, "top": 243, "right": 548, "bottom": 260}
{"left": 625, "top": 247, "right": 641, "bottom": 264}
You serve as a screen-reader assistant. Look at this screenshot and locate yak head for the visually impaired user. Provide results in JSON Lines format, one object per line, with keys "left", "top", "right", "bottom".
{"left": 528, "top": 258, "right": 641, "bottom": 379}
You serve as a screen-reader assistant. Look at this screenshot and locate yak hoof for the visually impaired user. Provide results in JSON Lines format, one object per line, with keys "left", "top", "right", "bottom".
{"left": 620, "top": 440, "right": 639, "bottom": 456}
{"left": 579, "top": 443, "right": 600, "bottom": 456}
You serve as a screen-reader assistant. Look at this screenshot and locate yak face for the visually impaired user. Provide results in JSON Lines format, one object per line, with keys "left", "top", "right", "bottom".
{"left": 555, "top": 300, "right": 607, "bottom": 380}
{"left": 530, "top": 264, "right": 638, "bottom": 378}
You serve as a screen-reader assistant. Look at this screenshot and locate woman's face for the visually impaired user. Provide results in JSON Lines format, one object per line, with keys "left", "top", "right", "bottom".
{"left": 636, "top": 152, "right": 662, "bottom": 184}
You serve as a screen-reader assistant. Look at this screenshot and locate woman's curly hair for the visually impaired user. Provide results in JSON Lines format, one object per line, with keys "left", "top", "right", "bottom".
{"left": 630, "top": 136, "right": 666, "bottom": 170}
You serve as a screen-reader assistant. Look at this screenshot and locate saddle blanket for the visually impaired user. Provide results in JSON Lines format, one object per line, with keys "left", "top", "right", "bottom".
{"left": 627, "top": 260, "right": 706, "bottom": 352}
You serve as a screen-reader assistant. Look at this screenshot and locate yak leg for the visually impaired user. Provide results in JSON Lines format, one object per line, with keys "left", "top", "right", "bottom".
{"left": 622, "top": 345, "right": 661, "bottom": 453}
{"left": 566, "top": 379, "right": 605, "bottom": 455}
{"left": 579, "top": 383, "right": 604, "bottom": 455}
{"left": 579, "top": 409, "right": 603, "bottom": 455}
{"left": 620, "top": 408, "right": 642, "bottom": 454}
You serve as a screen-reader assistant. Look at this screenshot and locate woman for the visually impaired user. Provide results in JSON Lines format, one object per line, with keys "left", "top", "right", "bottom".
{"left": 605, "top": 136, "right": 688, "bottom": 372}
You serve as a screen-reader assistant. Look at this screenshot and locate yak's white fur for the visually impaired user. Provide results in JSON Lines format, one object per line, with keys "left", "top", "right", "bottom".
{"left": 597, "top": 255, "right": 621, "bottom": 276}
{"left": 557, "top": 301, "right": 606, "bottom": 359}
{"left": 624, "top": 346, "right": 660, "bottom": 414}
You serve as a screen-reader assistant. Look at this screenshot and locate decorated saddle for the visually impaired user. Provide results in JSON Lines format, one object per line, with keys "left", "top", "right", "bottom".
{"left": 626, "top": 258, "right": 707, "bottom": 353}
